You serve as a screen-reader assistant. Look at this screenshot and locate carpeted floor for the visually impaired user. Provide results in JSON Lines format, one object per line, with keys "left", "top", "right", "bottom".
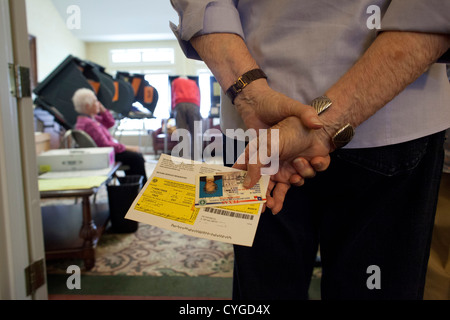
{"left": 43, "top": 185, "right": 238, "bottom": 299}
{"left": 46, "top": 223, "right": 235, "bottom": 278}
{"left": 45, "top": 219, "right": 321, "bottom": 299}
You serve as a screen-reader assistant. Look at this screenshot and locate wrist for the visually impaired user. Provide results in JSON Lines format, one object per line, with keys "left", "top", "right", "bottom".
{"left": 310, "top": 95, "right": 355, "bottom": 150}
{"left": 233, "top": 76, "right": 270, "bottom": 106}
{"left": 190, "top": 33, "right": 259, "bottom": 90}
{"left": 226, "top": 69, "right": 268, "bottom": 104}
{"left": 316, "top": 126, "right": 335, "bottom": 153}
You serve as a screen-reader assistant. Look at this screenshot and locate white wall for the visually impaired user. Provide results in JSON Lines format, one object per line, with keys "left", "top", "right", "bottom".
{"left": 25, "top": 0, "right": 86, "bottom": 82}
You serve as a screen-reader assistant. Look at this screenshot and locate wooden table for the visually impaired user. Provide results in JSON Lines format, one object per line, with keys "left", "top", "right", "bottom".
{"left": 40, "top": 163, "right": 121, "bottom": 270}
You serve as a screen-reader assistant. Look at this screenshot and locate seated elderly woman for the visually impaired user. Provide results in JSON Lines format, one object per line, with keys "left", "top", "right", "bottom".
{"left": 72, "top": 88, "right": 147, "bottom": 186}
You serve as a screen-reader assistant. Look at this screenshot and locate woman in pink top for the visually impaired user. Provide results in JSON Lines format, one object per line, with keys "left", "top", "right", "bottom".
{"left": 72, "top": 88, "right": 147, "bottom": 186}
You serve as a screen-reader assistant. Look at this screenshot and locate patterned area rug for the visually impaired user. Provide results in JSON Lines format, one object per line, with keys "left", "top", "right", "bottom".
{"left": 46, "top": 223, "right": 235, "bottom": 278}
{"left": 43, "top": 157, "right": 235, "bottom": 278}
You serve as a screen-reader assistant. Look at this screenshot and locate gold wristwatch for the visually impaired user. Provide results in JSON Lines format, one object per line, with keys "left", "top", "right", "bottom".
{"left": 310, "top": 95, "right": 354, "bottom": 149}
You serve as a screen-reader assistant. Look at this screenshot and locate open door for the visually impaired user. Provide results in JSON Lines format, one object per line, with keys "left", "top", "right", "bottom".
{"left": 0, "top": 0, "right": 47, "bottom": 300}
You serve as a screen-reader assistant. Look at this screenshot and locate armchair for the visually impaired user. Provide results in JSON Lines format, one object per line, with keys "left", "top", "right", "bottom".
{"left": 151, "top": 127, "right": 178, "bottom": 155}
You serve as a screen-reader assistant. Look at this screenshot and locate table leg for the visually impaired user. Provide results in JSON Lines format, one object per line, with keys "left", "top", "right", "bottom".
{"left": 79, "top": 195, "right": 98, "bottom": 270}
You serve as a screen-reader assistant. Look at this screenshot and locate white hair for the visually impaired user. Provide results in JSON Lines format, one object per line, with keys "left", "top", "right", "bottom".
{"left": 72, "top": 88, "right": 97, "bottom": 114}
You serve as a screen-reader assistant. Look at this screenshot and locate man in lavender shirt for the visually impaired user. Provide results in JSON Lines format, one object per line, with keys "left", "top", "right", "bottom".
{"left": 170, "top": 0, "right": 450, "bottom": 299}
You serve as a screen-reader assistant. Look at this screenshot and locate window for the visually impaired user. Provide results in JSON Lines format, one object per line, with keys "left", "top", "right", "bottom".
{"left": 145, "top": 73, "right": 170, "bottom": 119}
{"left": 110, "top": 48, "right": 175, "bottom": 65}
{"left": 142, "top": 49, "right": 174, "bottom": 64}
{"left": 111, "top": 49, "right": 141, "bottom": 64}
{"left": 198, "top": 72, "right": 213, "bottom": 118}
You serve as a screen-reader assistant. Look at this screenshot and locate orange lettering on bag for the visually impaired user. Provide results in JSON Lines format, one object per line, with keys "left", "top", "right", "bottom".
{"left": 144, "top": 86, "right": 154, "bottom": 104}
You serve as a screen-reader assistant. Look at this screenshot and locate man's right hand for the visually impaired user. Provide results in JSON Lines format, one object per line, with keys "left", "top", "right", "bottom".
{"left": 234, "top": 79, "right": 324, "bottom": 132}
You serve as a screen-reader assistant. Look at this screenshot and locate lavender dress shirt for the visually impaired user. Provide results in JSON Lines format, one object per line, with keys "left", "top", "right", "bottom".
{"left": 170, "top": 0, "right": 450, "bottom": 148}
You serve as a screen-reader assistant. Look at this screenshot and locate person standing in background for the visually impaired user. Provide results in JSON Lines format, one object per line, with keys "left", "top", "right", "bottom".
{"left": 171, "top": 77, "right": 202, "bottom": 159}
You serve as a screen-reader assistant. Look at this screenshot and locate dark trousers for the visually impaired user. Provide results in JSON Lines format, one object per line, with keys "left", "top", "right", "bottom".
{"left": 227, "top": 131, "right": 445, "bottom": 300}
{"left": 174, "top": 103, "right": 202, "bottom": 159}
{"left": 115, "top": 150, "right": 147, "bottom": 186}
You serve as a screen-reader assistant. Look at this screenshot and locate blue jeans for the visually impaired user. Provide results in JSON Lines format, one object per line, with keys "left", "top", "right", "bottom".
{"left": 228, "top": 131, "right": 445, "bottom": 300}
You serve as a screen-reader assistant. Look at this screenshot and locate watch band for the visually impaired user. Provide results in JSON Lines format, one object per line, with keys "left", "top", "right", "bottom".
{"left": 226, "top": 69, "right": 267, "bottom": 104}
{"left": 310, "top": 95, "right": 355, "bottom": 149}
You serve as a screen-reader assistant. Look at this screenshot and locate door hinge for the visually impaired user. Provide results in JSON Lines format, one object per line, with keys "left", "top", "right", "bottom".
{"left": 8, "top": 63, "right": 31, "bottom": 98}
{"left": 25, "top": 259, "right": 46, "bottom": 296}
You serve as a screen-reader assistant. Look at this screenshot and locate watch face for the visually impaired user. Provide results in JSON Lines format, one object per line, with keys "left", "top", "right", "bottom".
{"left": 227, "top": 69, "right": 267, "bottom": 104}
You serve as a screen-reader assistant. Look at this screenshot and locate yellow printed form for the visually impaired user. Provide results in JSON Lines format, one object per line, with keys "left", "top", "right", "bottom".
{"left": 125, "top": 154, "right": 270, "bottom": 247}
{"left": 135, "top": 177, "right": 199, "bottom": 225}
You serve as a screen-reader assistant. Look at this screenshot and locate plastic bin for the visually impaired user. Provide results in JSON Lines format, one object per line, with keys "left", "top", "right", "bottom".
{"left": 107, "top": 175, "right": 143, "bottom": 233}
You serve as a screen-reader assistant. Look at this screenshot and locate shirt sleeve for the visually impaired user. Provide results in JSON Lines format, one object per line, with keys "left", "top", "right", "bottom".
{"left": 81, "top": 119, "right": 126, "bottom": 154}
{"left": 380, "top": 0, "right": 450, "bottom": 63}
{"left": 170, "top": 0, "right": 244, "bottom": 60}
{"left": 95, "top": 110, "right": 116, "bottom": 129}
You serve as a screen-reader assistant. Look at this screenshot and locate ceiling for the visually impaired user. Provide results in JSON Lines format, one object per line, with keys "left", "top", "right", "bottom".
{"left": 51, "top": 0, "right": 180, "bottom": 42}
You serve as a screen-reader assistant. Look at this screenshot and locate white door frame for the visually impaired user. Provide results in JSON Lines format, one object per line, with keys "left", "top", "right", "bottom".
{"left": 0, "top": 0, "right": 47, "bottom": 300}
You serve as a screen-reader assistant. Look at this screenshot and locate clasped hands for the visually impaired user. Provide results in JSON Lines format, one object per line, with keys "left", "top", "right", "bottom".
{"left": 232, "top": 81, "right": 333, "bottom": 214}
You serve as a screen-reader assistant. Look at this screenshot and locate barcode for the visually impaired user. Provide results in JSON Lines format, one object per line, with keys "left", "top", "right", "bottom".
{"left": 204, "top": 207, "right": 255, "bottom": 220}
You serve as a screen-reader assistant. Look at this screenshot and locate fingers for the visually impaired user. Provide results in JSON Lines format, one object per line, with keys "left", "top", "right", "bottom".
{"left": 310, "top": 155, "right": 331, "bottom": 172}
{"left": 267, "top": 182, "right": 290, "bottom": 215}
{"left": 232, "top": 161, "right": 247, "bottom": 171}
{"left": 244, "top": 163, "right": 263, "bottom": 189}
{"left": 292, "top": 155, "right": 331, "bottom": 179}
{"left": 234, "top": 138, "right": 266, "bottom": 189}
{"left": 282, "top": 102, "right": 322, "bottom": 130}
{"left": 298, "top": 106, "right": 323, "bottom": 130}
{"left": 265, "top": 179, "right": 276, "bottom": 209}
{"left": 271, "top": 95, "right": 323, "bottom": 130}
{"left": 289, "top": 174, "right": 305, "bottom": 187}
{"left": 292, "top": 158, "right": 316, "bottom": 179}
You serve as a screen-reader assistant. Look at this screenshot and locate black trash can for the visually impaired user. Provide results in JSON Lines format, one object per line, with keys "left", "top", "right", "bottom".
{"left": 107, "top": 175, "right": 143, "bottom": 233}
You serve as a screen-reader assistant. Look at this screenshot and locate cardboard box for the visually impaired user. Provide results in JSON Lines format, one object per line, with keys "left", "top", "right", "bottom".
{"left": 34, "top": 132, "right": 51, "bottom": 155}
{"left": 37, "top": 147, "right": 115, "bottom": 172}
